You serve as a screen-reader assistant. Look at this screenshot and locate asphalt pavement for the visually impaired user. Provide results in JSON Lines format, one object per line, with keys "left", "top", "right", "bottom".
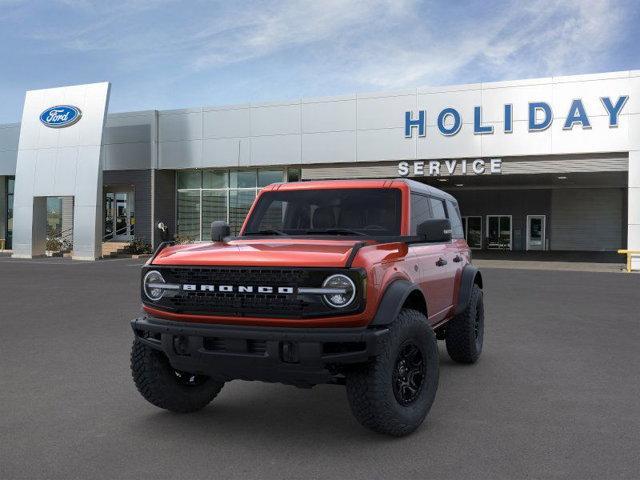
{"left": 0, "top": 257, "right": 639, "bottom": 479}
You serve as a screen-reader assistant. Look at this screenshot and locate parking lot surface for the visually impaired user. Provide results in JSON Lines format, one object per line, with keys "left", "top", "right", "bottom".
{"left": 1, "top": 257, "right": 639, "bottom": 480}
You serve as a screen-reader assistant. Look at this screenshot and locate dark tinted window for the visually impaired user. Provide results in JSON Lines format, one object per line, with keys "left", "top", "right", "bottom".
{"left": 429, "top": 197, "right": 447, "bottom": 219}
{"left": 410, "top": 193, "right": 432, "bottom": 235}
{"left": 244, "top": 188, "right": 402, "bottom": 236}
{"left": 446, "top": 199, "right": 464, "bottom": 239}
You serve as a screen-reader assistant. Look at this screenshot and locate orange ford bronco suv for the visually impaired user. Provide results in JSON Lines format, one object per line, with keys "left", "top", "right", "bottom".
{"left": 131, "top": 179, "right": 484, "bottom": 436}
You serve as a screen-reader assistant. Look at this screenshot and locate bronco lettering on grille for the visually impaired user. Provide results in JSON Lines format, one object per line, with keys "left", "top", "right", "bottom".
{"left": 181, "top": 284, "right": 295, "bottom": 294}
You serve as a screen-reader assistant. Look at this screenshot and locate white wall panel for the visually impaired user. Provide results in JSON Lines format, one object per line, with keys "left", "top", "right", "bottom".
{"left": 302, "top": 99, "right": 356, "bottom": 133}
{"left": 159, "top": 110, "right": 202, "bottom": 142}
{"left": 0, "top": 150, "right": 17, "bottom": 175}
{"left": 158, "top": 140, "right": 202, "bottom": 169}
{"left": 203, "top": 138, "right": 248, "bottom": 167}
{"left": 550, "top": 115, "right": 629, "bottom": 155}
{"left": 251, "top": 103, "right": 300, "bottom": 136}
{"left": 357, "top": 128, "right": 415, "bottom": 162}
{"left": 417, "top": 125, "right": 482, "bottom": 159}
{"left": 551, "top": 77, "right": 630, "bottom": 122}
{"left": 104, "top": 114, "right": 154, "bottom": 144}
{"left": 203, "top": 108, "right": 250, "bottom": 139}
{"left": 417, "top": 87, "right": 481, "bottom": 126}
{"left": 302, "top": 131, "right": 356, "bottom": 164}
{"left": 481, "top": 82, "right": 553, "bottom": 123}
{"left": 357, "top": 94, "right": 416, "bottom": 130}
{"left": 250, "top": 134, "right": 300, "bottom": 165}
{"left": 481, "top": 120, "right": 552, "bottom": 157}
{"left": 628, "top": 113, "right": 640, "bottom": 152}
{"left": 32, "top": 149, "right": 57, "bottom": 196}
{"left": 0, "top": 124, "right": 19, "bottom": 151}
{"left": 628, "top": 75, "right": 640, "bottom": 115}
{"left": 104, "top": 142, "right": 151, "bottom": 170}
{"left": 53, "top": 147, "right": 79, "bottom": 195}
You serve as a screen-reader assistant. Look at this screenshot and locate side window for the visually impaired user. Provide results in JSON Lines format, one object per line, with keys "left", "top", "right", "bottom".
{"left": 429, "top": 197, "right": 447, "bottom": 219}
{"left": 410, "top": 193, "right": 432, "bottom": 234}
{"left": 446, "top": 199, "right": 464, "bottom": 239}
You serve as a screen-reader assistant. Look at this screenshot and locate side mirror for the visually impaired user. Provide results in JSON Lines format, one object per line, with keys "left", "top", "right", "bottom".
{"left": 211, "top": 221, "right": 230, "bottom": 242}
{"left": 417, "top": 219, "right": 452, "bottom": 243}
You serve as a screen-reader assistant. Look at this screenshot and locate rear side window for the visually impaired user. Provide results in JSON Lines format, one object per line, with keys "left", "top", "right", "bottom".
{"left": 429, "top": 197, "right": 447, "bottom": 219}
{"left": 410, "top": 194, "right": 432, "bottom": 235}
{"left": 446, "top": 199, "right": 464, "bottom": 239}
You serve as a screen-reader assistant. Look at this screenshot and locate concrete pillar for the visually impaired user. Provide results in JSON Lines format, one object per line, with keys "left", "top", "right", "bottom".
{"left": 628, "top": 150, "right": 640, "bottom": 270}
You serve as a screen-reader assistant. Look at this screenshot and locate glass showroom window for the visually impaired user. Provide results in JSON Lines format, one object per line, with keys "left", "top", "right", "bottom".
{"left": 176, "top": 167, "right": 297, "bottom": 240}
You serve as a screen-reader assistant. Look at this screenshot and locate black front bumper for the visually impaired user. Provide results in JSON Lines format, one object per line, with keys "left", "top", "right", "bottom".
{"left": 131, "top": 316, "right": 389, "bottom": 387}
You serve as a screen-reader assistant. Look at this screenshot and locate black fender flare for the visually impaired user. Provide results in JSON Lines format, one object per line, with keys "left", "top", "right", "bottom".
{"left": 370, "top": 279, "right": 425, "bottom": 326}
{"left": 455, "top": 265, "right": 483, "bottom": 315}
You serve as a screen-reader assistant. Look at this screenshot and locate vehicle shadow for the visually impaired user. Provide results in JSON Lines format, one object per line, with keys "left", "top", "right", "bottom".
{"left": 128, "top": 346, "right": 464, "bottom": 444}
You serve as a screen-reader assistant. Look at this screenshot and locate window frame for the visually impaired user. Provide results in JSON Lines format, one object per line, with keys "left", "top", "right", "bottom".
{"left": 410, "top": 192, "right": 433, "bottom": 235}
{"left": 175, "top": 168, "right": 288, "bottom": 239}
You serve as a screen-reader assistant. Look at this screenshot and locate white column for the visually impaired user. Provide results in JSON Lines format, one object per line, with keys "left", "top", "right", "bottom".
{"left": 628, "top": 150, "right": 640, "bottom": 270}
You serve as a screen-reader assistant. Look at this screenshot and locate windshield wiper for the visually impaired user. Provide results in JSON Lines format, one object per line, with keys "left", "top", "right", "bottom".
{"left": 245, "top": 229, "right": 287, "bottom": 236}
{"left": 305, "top": 228, "right": 366, "bottom": 236}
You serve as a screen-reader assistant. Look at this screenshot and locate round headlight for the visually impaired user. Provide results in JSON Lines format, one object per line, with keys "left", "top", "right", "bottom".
{"left": 143, "top": 270, "right": 165, "bottom": 301}
{"left": 322, "top": 274, "right": 356, "bottom": 308}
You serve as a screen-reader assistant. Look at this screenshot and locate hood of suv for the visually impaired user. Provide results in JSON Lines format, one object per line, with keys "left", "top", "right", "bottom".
{"left": 151, "top": 238, "right": 366, "bottom": 267}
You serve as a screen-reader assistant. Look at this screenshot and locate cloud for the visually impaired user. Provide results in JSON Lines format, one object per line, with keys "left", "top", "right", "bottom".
{"left": 342, "top": 0, "right": 627, "bottom": 89}
{"left": 14, "top": 0, "right": 632, "bottom": 93}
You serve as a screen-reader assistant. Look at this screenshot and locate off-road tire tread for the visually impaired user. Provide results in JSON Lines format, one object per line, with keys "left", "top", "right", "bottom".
{"left": 131, "top": 339, "right": 224, "bottom": 413}
{"left": 445, "top": 284, "right": 483, "bottom": 363}
{"left": 345, "top": 309, "right": 439, "bottom": 436}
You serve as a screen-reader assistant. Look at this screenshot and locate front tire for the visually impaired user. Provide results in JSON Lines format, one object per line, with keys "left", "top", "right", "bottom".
{"left": 131, "top": 339, "right": 224, "bottom": 413}
{"left": 445, "top": 283, "right": 484, "bottom": 363}
{"left": 345, "top": 309, "right": 439, "bottom": 436}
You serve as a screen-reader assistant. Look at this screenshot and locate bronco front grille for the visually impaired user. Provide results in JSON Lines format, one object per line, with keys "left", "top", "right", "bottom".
{"left": 142, "top": 266, "right": 365, "bottom": 319}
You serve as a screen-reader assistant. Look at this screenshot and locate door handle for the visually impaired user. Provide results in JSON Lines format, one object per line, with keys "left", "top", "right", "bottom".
{"left": 436, "top": 257, "right": 447, "bottom": 267}
{"left": 453, "top": 255, "right": 462, "bottom": 263}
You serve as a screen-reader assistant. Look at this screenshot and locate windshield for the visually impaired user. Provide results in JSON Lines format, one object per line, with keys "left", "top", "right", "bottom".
{"left": 243, "top": 188, "right": 402, "bottom": 236}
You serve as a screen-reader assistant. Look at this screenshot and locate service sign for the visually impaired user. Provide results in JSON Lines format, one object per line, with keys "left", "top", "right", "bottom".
{"left": 39, "top": 105, "right": 82, "bottom": 128}
{"left": 398, "top": 158, "right": 502, "bottom": 177}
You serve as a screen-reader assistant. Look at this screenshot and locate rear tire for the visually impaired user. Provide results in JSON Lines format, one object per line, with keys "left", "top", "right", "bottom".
{"left": 445, "top": 283, "right": 484, "bottom": 363}
{"left": 131, "top": 339, "right": 224, "bottom": 413}
{"left": 345, "top": 309, "right": 439, "bottom": 436}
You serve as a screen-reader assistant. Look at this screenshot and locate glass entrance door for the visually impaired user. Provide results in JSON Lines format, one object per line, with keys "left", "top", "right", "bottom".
{"left": 526, "top": 215, "right": 546, "bottom": 251}
{"left": 486, "top": 215, "right": 512, "bottom": 250}
{"left": 104, "top": 189, "right": 134, "bottom": 241}
{"left": 463, "top": 216, "right": 482, "bottom": 249}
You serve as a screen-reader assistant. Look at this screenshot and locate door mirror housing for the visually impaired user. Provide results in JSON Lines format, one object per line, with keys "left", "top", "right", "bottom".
{"left": 211, "top": 221, "right": 230, "bottom": 242}
{"left": 417, "top": 219, "right": 452, "bottom": 243}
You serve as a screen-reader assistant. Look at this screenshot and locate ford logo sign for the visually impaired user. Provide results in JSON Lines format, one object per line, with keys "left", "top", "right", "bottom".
{"left": 39, "top": 105, "right": 82, "bottom": 128}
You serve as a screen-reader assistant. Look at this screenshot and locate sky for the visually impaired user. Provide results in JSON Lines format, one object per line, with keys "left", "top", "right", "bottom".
{"left": 0, "top": 0, "right": 639, "bottom": 123}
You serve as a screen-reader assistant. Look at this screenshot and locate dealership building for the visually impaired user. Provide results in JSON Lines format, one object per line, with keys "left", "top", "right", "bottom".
{"left": 0, "top": 70, "right": 639, "bottom": 269}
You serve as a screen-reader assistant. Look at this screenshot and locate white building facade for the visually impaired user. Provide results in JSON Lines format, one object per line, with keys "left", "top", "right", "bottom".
{"left": 0, "top": 70, "right": 638, "bottom": 268}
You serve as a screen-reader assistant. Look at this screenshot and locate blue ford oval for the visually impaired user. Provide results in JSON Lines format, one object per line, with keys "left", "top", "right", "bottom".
{"left": 39, "top": 105, "right": 82, "bottom": 128}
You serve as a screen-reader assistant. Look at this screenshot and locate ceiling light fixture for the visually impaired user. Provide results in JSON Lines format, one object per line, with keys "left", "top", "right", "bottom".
{"left": 557, "top": 176, "right": 568, "bottom": 180}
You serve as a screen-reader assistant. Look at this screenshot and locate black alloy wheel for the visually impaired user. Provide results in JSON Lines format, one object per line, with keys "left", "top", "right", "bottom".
{"left": 392, "top": 341, "right": 426, "bottom": 406}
